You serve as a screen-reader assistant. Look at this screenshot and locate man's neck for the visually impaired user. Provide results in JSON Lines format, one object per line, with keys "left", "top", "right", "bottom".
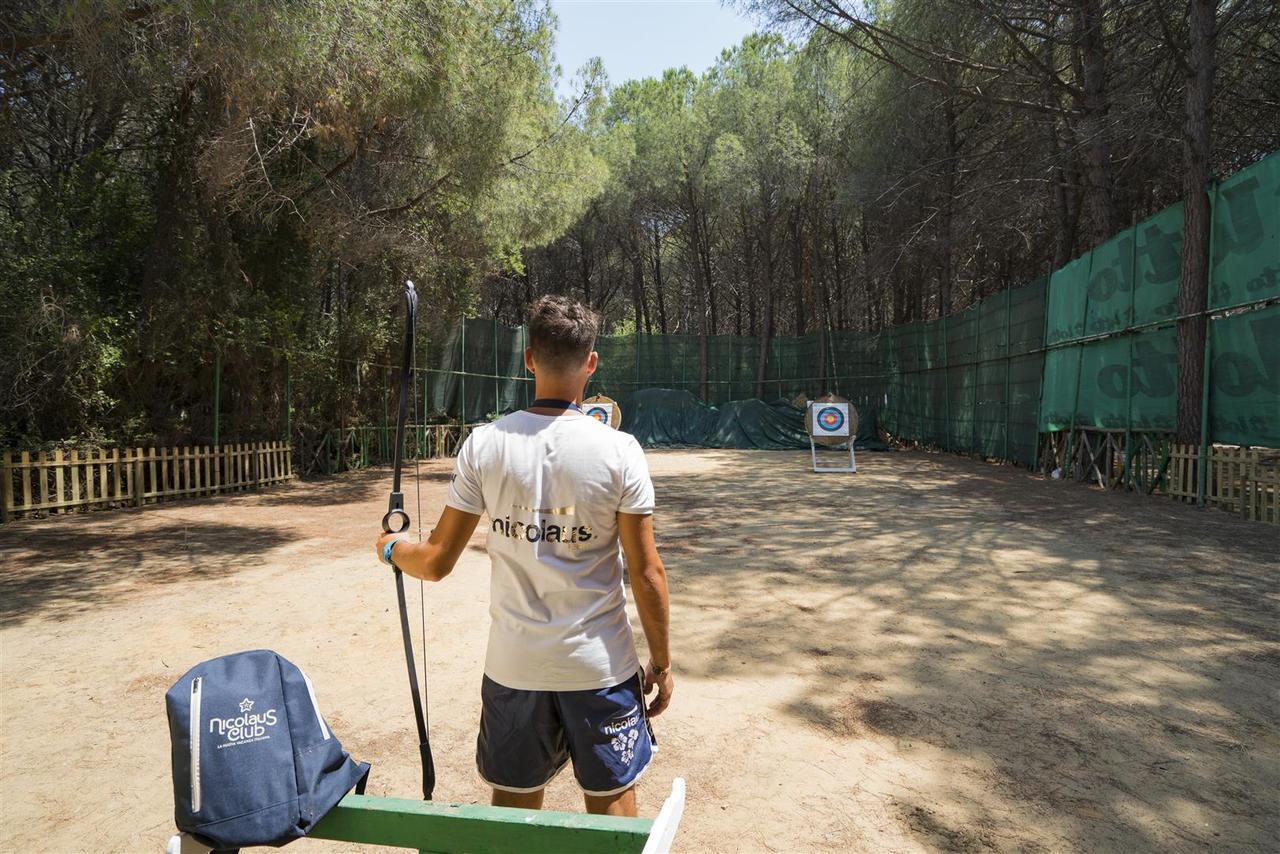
{"left": 529, "top": 381, "right": 582, "bottom": 411}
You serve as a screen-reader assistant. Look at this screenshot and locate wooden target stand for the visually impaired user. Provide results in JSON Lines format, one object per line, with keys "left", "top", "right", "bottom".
{"left": 805, "top": 396, "right": 857, "bottom": 474}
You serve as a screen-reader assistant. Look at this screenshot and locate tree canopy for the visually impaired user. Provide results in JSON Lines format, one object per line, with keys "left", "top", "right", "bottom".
{"left": 2, "top": 0, "right": 602, "bottom": 446}
{"left": 4, "top": 0, "right": 1278, "bottom": 448}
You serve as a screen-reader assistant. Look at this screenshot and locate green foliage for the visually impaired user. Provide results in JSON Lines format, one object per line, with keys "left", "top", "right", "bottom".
{"left": 1, "top": 0, "right": 604, "bottom": 448}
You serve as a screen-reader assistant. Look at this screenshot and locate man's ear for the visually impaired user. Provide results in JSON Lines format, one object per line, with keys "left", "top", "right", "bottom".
{"left": 524, "top": 347, "right": 536, "bottom": 374}
{"left": 585, "top": 351, "right": 599, "bottom": 375}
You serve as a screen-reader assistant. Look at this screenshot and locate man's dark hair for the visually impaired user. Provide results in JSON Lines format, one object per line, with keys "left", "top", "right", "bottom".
{"left": 526, "top": 295, "right": 599, "bottom": 372}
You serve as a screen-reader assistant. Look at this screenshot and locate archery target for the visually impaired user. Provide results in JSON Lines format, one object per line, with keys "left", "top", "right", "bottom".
{"left": 805, "top": 395, "right": 858, "bottom": 447}
{"left": 582, "top": 394, "right": 621, "bottom": 429}
{"left": 816, "top": 405, "right": 847, "bottom": 435}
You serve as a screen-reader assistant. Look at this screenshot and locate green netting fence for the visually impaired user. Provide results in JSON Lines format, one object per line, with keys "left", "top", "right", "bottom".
{"left": 419, "top": 151, "right": 1278, "bottom": 461}
{"left": 1040, "top": 150, "right": 1280, "bottom": 447}
{"left": 419, "top": 277, "right": 1046, "bottom": 463}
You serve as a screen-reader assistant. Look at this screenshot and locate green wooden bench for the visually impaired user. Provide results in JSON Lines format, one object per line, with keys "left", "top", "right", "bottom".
{"left": 168, "top": 778, "right": 685, "bottom": 853}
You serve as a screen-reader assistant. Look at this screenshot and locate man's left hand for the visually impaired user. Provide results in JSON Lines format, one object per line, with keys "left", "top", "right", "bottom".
{"left": 377, "top": 532, "right": 408, "bottom": 567}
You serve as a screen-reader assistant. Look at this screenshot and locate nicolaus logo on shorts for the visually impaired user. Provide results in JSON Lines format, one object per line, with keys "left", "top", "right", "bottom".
{"left": 604, "top": 709, "right": 641, "bottom": 764}
{"left": 493, "top": 503, "right": 593, "bottom": 545}
{"left": 209, "top": 697, "right": 280, "bottom": 748}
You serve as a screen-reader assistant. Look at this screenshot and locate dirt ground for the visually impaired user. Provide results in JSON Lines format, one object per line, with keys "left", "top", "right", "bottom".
{"left": 1, "top": 448, "right": 1278, "bottom": 853}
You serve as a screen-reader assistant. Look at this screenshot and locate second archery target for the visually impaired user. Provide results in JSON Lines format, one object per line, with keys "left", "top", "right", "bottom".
{"left": 582, "top": 394, "right": 621, "bottom": 429}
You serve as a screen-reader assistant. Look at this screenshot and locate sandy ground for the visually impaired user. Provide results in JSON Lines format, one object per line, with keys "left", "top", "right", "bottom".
{"left": 1, "top": 448, "right": 1278, "bottom": 853}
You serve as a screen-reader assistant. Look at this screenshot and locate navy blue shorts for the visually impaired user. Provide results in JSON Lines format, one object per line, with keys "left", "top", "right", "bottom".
{"left": 477, "top": 672, "right": 656, "bottom": 796}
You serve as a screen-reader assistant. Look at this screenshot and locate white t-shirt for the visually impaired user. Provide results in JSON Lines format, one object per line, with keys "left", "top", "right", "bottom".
{"left": 445, "top": 410, "right": 656, "bottom": 691}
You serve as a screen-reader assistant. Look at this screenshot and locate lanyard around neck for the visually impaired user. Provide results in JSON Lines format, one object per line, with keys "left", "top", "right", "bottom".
{"left": 529, "top": 398, "right": 582, "bottom": 412}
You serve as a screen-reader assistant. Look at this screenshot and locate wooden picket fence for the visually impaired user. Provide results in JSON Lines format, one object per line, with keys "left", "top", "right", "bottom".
{"left": 1, "top": 442, "right": 293, "bottom": 522}
{"left": 1165, "top": 444, "right": 1280, "bottom": 524}
{"left": 1039, "top": 431, "right": 1279, "bottom": 525}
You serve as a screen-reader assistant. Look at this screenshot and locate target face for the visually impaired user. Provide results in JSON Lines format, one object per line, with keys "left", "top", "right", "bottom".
{"left": 811, "top": 403, "right": 851, "bottom": 437}
{"left": 586, "top": 403, "right": 613, "bottom": 425}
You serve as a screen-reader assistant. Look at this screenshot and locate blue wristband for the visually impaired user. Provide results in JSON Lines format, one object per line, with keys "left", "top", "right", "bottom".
{"left": 382, "top": 539, "right": 399, "bottom": 566}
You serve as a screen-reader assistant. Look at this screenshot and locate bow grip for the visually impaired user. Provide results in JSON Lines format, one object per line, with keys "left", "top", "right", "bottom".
{"left": 383, "top": 491, "right": 411, "bottom": 534}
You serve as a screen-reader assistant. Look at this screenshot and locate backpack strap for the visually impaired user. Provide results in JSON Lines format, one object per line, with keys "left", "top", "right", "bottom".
{"left": 355, "top": 765, "right": 371, "bottom": 796}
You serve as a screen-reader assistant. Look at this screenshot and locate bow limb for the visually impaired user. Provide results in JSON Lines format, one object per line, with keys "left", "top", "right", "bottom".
{"left": 380, "top": 280, "right": 436, "bottom": 801}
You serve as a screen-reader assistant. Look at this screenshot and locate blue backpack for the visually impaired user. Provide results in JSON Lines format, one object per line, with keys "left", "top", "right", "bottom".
{"left": 165, "top": 650, "right": 370, "bottom": 850}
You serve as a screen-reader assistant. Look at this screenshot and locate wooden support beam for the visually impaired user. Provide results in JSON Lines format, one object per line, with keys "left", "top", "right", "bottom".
{"left": 309, "top": 795, "right": 653, "bottom": 853}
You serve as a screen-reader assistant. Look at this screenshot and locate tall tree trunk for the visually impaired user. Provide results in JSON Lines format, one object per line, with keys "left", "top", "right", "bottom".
{"left": 818, "top": 325, "right": 828, "bottom": 395}
{"left": 790, "top": 215, "right": 806, "bottom": 336}
{"left": 684, "top": 187, "right": 713, "bottom": 398}
{"left": 1050, "top": 124, "right": 1082, "bottom": 267}
{"left": 651, "top": 223, "right": 668, "bottom": 334}
{"left": 524, "top": 254, "right": 534, "bottom": 309}
{"left": 699, "top": 333, "right": 710, "bottom": 402}
{"left": 1175, "top": 0, "right": 1216, "bottom": 444}
{"left": 939, "top": 97, "right": 959, "bottom": 318}
{"left": 1045, "top": 26, "right": 1080, "bottom": 268}
{"left": 856, "top": 215, "right": 872, "bottom": 330}
{"left": 1076, "top": 0, "right": 1119, "bottom": 242}
{"left": 755, "top": 218, "right": 777, "bottom": 398}
{"left": 734, "top": 278, "right": 743, "bottom": 337}
{"left": 699, "top": 208, "right": 718, "bottom": 335}
{"left": 892, "top": 266, "right": 908, "bottom": 326}
{"left": 755, "top": 290, "right": 775, "bottom": 399}
{"left": 832, "top": 218, "right": 850, "bottom": 330}
{"left": 578, "top": 236, "right": 592, "bottom": 307}
{"left": 913, "top": 261, "right": 925, "bottom": 321}
{"left": 746, "top": 216, "right": 758, "bottom": 336}
{"left": 630, "top": 246, "right": 646, "bottom": 337}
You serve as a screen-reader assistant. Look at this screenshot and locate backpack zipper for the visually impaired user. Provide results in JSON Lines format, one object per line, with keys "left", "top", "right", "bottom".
{"left": 189, "top": 677, "right": 203, "bottom": 812}
{"left": 300, "top": 670, "right": 330, "bottom": 740}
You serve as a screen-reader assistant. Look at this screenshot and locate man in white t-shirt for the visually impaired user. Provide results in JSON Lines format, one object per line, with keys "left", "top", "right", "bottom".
{"left": 375, "top": 295, "right": 672, "bottom": 817}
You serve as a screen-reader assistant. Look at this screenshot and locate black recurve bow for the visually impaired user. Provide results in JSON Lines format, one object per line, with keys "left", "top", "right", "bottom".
{"left": 381, "top": 279, "right": 436, "bottom": 800}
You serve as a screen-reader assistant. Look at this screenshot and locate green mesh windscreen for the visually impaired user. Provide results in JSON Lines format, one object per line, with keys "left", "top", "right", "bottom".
{"left": 1208, "top": 304, "right": 1280, "bottom": 446}
{"left": 881, "top": 279, "right": 1046, "bottom": 465}
{"left": 1210, "top": 151, "right": 1280, "bottom": 309}
{"left": 1039, "top": 152, "right": 1278, "bottom": 441}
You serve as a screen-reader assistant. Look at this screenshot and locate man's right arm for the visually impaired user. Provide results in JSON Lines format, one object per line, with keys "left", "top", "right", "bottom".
{"left": 618, "top": 511, "right": 673, "bottom": 716}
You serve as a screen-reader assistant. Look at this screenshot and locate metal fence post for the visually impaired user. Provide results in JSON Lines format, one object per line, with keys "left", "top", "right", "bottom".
{"left": 285, "top": 357, "right": 292, "bottom": 446}
{"left": 520, "top": 324, "right": 529, "bottom": 409}
{"left": 941, "top": 313, "right": 950, "bottom": 451}
{"left": 971, "top": 306, "right": 979, "bottom": 455}
{"left": 459, "top": 318, "right": 468, "bottom": 441}
{"left": 1065, "top": 250, "right": 1095, "bottom": 480}
{"left": 212, "top": 349, "right": 221, "bottom": 447}
{"left": 427, "top": 330, "right": 437, "bottom": 458}
{"left": 1003, "top": 287, "right": 1012, "bottom": 462}
{"left": 382, "top": 367, "right": 390, "bottom": 464}
{"left": 1197, "top": 178, "right": 1221, "bottom": 506}
{"left": 1, "top": 452, "right": 11, "bottom": 523}
{"left": 1122, "top": 218, "right": 1139, "bottom": 489}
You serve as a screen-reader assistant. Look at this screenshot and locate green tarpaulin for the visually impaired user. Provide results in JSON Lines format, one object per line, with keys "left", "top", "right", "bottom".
{"left": 619, "top": 389, "right": 884, "bottom": 451}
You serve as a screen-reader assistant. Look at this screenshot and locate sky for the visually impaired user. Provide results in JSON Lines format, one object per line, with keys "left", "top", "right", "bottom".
{"left": 550, "top": 0, "right": 761, "bottom": 99}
